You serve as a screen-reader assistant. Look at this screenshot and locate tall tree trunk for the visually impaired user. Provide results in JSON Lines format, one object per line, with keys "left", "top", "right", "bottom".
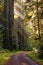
{"left": 37, "top": 0, "right": 41, "bottom": 45}
{"left": 3, "top": 0, "right": 14, "bottom": 50}
{"left": 8, "top": 0, "right": 14, "bottom": 50}
{"left": 3, "top": 0, "right": 9, "bottom": 49}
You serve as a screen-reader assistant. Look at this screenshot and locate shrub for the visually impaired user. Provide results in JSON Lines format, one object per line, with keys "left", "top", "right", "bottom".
{"left": 38, "top": 45, "right": 43, "bottom": 59}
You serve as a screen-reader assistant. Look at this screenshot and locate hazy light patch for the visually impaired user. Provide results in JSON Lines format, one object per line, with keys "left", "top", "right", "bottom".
{"left": 29, "top": 21, "right": 33, "bottom": 28}
{"left": 33, "top": 0, "right": 40, "bottom": 2}
{"left": 32, "top": 15, "right": 35, "bottom": 18}
{"left": 36, "top": 30, "right": 38, "bottom": 34}
{"left": 22, "top": 0, "right": 26, "bottom": 2}
{"left": 38, "top": 7, "right": 41, "bottom": 10}
{"left": 14, "top": 14, "right": 18, "bottom": 19}
{"left": 28, "top": 12, "right": 33, "bottom": 16}
{"left": 14, "top": 2, "right": 24, "bottom": 20}
{"left": 15, "top": 3, "right": 22, "bottom": 9}
{"left": 14, "top": 9, "right": 24, "bottom": 19}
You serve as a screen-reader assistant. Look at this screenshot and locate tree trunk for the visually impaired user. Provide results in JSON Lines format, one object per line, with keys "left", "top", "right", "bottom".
{"left": 8, "top": 0, "right": 14, "bottom": 50}
{"left": 3, "top": 0, "right": 9, "bottom": 49}
{"left": 3, "top": 0, "right": 14, "bottom": 50}
{"left": 37, "top": 0, "right": 41, "bottom": 45}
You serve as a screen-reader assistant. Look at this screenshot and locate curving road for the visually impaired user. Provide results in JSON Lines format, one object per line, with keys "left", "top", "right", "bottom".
{"left": 5, "top": 52, "right": 41, "bottom": 65}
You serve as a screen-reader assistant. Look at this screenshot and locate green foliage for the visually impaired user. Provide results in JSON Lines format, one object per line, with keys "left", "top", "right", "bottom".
{"left": 0, "top": 0, "right": 4, "bottom": 15}
{"left": 0, "top": 0, "right": 4, "bottom": 23}
{"left": 28, "top": 51, "right": 43, "bottom": 65}
{"left": 38, "top": 44, "right": 43, "bottom": 59}
{"left": 24, "top": 0, "right": 43, "bottom": 51}
{"left": 26, "top": 37, "right": 36, "bottom": 51}
{"left": 13, "top": 32, "right": 19, "bottom": 50}
{"left": 0, "top": 50, "right": 16, "bottom": 65}
{"left": 0, "top": 0, "right": 4, "bottom": 47}
{"left": 0, "top": 25, "right": 3, "bottom": 49}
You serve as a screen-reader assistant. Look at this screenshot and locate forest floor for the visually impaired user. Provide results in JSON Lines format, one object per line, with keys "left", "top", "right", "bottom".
{"left": 5, "top": 52, "right": 41, "bottom": 65}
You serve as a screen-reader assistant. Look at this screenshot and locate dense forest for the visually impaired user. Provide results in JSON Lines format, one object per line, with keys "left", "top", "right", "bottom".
{"left": 0, "top": 0, "right": 43, "bottom": 65}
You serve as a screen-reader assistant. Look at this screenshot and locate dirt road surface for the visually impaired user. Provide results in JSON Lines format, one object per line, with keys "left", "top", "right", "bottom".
{"left": 5, "top": 52, "right": 41, "bottom": 65}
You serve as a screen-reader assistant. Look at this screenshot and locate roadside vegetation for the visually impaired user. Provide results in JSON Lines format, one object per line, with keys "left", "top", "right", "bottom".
{"left": 28, "top": 51, "right": 43, "bottom": 65}
{"left": 0, "top": 49, "right": 21, "bottom": 65}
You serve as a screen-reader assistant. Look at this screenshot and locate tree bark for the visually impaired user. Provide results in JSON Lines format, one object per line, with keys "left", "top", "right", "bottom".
{"left": 8, "top": 0, "right": 14, "bottom": 50}
{"left": 3, "top": 0, "right": 9, "bottom": 49}
{"left": 3, "top": 0, "right": 14, "bottom": 50}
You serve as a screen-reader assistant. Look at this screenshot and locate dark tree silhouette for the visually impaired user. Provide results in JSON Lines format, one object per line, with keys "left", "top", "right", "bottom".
{"left": 3, "top": 0, "right": 14, "bottom": 50}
